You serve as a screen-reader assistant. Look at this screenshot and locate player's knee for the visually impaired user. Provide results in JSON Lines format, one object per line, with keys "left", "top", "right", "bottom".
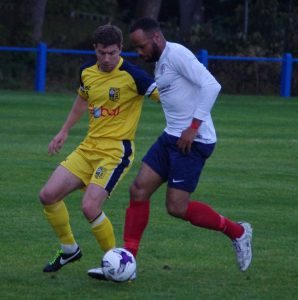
{"left": 129, "top": 180, "right": 144, "bottom": 198}
{"left": 166, "top": 205, "right": 182, "bottom": 218}
{"left": 166, "top": 201, "right": 186, "bottom": 219}
{"left": 39, "top": 187, "right": 55, "bottom": 205}
{"left": 81, "top": 200, "right": 100, "bottom": 220}
{"left": 81, "top": 201, "right": 92, "bottom": 218}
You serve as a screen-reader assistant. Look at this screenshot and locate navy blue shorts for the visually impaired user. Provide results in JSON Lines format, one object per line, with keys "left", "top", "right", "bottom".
{"left": 142, "top": 132, "right": 215, "bottom": 193}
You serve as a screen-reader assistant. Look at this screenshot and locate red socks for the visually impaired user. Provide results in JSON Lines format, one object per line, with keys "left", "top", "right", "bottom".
{"left": 123, "top": 200, "right": 150, "bottom": 257}
{"left": 184, "top": 201, "right": 244, "bottom": 240}
{"left": 124, "top": 200, "right": 244, "bottom": 257}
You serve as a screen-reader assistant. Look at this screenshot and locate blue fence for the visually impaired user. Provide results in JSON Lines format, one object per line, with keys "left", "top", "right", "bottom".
{"left": 0, "top": 42, "right": 297, "bottom": 97}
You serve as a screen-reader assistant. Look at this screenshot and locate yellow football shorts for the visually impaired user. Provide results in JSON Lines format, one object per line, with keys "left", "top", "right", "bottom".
{"left": 61, "top": 137, "right": 135, "bottom": 194}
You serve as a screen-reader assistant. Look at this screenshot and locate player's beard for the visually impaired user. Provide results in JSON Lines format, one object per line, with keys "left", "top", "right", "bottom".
{"left": 143, "top": 42, "right": 161, "bottom": 63}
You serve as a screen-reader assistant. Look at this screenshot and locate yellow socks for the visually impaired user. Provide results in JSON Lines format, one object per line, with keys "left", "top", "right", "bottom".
{"left": 44, "top": 202, "right": 115, "bottom": 253}
{"left": 43, "top": 201, "right": 76, "bottom": 245}
{"left": 91, "top": 212, "right": 115, "bottom": 252}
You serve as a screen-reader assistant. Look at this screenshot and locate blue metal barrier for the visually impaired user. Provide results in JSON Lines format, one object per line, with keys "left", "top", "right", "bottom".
{"left": 35, "top": 42, "right": 47, "bottom": 93}
{"left": 281, "top": 53, "right": 293, "bottom": 98}
{"left": 197, "top": 49, "right": 297, "bottom": 98}
{"left": 198, "top": 49, "right": 209, "bottom": 68}
{"left": 0, "top": 43, "right": 296, "bottom": 97}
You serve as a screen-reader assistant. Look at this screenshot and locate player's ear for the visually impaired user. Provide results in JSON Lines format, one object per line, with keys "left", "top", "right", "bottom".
{"left": 93, "top": 43, "right": 97, "bottom": 50}
{"left": 152, "top": 31, "right": 160, "bottom": 42}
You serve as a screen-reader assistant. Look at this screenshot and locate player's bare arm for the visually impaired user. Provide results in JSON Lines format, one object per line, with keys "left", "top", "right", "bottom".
{"left": 48, "top": 95, "right": 88, "bottom": 155}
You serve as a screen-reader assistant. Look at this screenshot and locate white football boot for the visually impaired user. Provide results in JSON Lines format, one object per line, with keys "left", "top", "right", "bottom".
{"left": 87, "top": 267, "right": 136, "bottom": 281}
{"left": 232, "top": 222, "right": 253, "bottom": 271}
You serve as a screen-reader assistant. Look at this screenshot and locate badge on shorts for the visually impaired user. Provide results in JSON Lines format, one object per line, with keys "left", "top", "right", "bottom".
{"left": 95, "top": 167, "right": 106, "bottom": 179}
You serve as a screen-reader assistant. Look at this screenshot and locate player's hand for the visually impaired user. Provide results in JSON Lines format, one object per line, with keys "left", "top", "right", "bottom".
{"left": 48, "top": 130, "right": 68, "bottom": 155}
{"left": 176, "top": 127, "right": 197, "bottom": 154}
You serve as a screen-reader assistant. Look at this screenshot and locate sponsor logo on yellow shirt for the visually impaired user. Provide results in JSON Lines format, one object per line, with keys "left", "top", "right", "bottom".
{"left": 89, "top": 104, "right": 120, "bottom": 118}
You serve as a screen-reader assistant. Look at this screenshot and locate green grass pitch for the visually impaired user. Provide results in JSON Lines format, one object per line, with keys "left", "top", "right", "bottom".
{"left": 0, "top": 90, "right": 297, "bottom": 299}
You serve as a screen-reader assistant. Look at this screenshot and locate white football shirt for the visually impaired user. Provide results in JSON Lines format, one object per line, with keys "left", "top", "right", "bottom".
{"left": 155, "top": 42, "right": 221, "bottom": 144}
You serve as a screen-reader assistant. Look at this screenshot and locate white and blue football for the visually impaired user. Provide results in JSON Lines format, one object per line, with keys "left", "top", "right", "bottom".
{"left": 101, "top": 248, "right": 136, "bottom": 282}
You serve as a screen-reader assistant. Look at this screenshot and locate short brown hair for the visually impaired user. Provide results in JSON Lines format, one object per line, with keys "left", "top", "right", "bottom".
{"left": 93, "top": 25, "right": 123, "bottom": 48}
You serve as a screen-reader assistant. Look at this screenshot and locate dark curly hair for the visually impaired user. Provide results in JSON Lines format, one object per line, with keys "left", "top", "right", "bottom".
{"left": 130, "top": 17, "right": 160, "bottom": 34}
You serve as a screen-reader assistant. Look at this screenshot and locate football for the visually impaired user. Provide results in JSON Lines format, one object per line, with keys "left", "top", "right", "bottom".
{"left": 101, "top": 248, "right": 136, "bottom": 282}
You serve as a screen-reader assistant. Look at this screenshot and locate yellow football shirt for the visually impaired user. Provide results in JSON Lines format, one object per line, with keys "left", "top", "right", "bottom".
{"left": 78, "top": 57, "right": 158, "bottom": 141}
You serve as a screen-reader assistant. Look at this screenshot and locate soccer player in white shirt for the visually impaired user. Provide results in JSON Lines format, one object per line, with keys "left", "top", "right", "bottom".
{"left": 88, "top": 18, "right": 253, "bottom": 281}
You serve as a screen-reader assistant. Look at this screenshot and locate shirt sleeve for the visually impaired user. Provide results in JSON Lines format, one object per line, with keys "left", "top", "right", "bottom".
{"left": 78, "top": 86, "right": 89, "bottom": 100}
{"left": 120, "top": 60, "right": 157, "bottom": 96}
{"left": 77, "top": 60, "right": 96, "bottom": 100}
{"left": 145, "top": 83, "right": 160, "bottom": 102}
{"left": 173, "top": 48, "right": 221, "bottom": 121}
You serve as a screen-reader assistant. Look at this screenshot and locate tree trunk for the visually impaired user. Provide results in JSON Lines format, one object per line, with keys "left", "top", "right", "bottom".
{"left": 135, "top": 0, "right": 162, "bottom": 19}
{"left": 179, "top": 0, "right": 203, "bottom": 45}
{"left": 10, "top": 0, "right": 47, "bottom": 46}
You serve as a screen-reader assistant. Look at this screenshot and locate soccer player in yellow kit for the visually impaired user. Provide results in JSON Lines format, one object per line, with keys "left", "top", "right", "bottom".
{"left": 39, "top": 24, "right": 158, "bottom": 273}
